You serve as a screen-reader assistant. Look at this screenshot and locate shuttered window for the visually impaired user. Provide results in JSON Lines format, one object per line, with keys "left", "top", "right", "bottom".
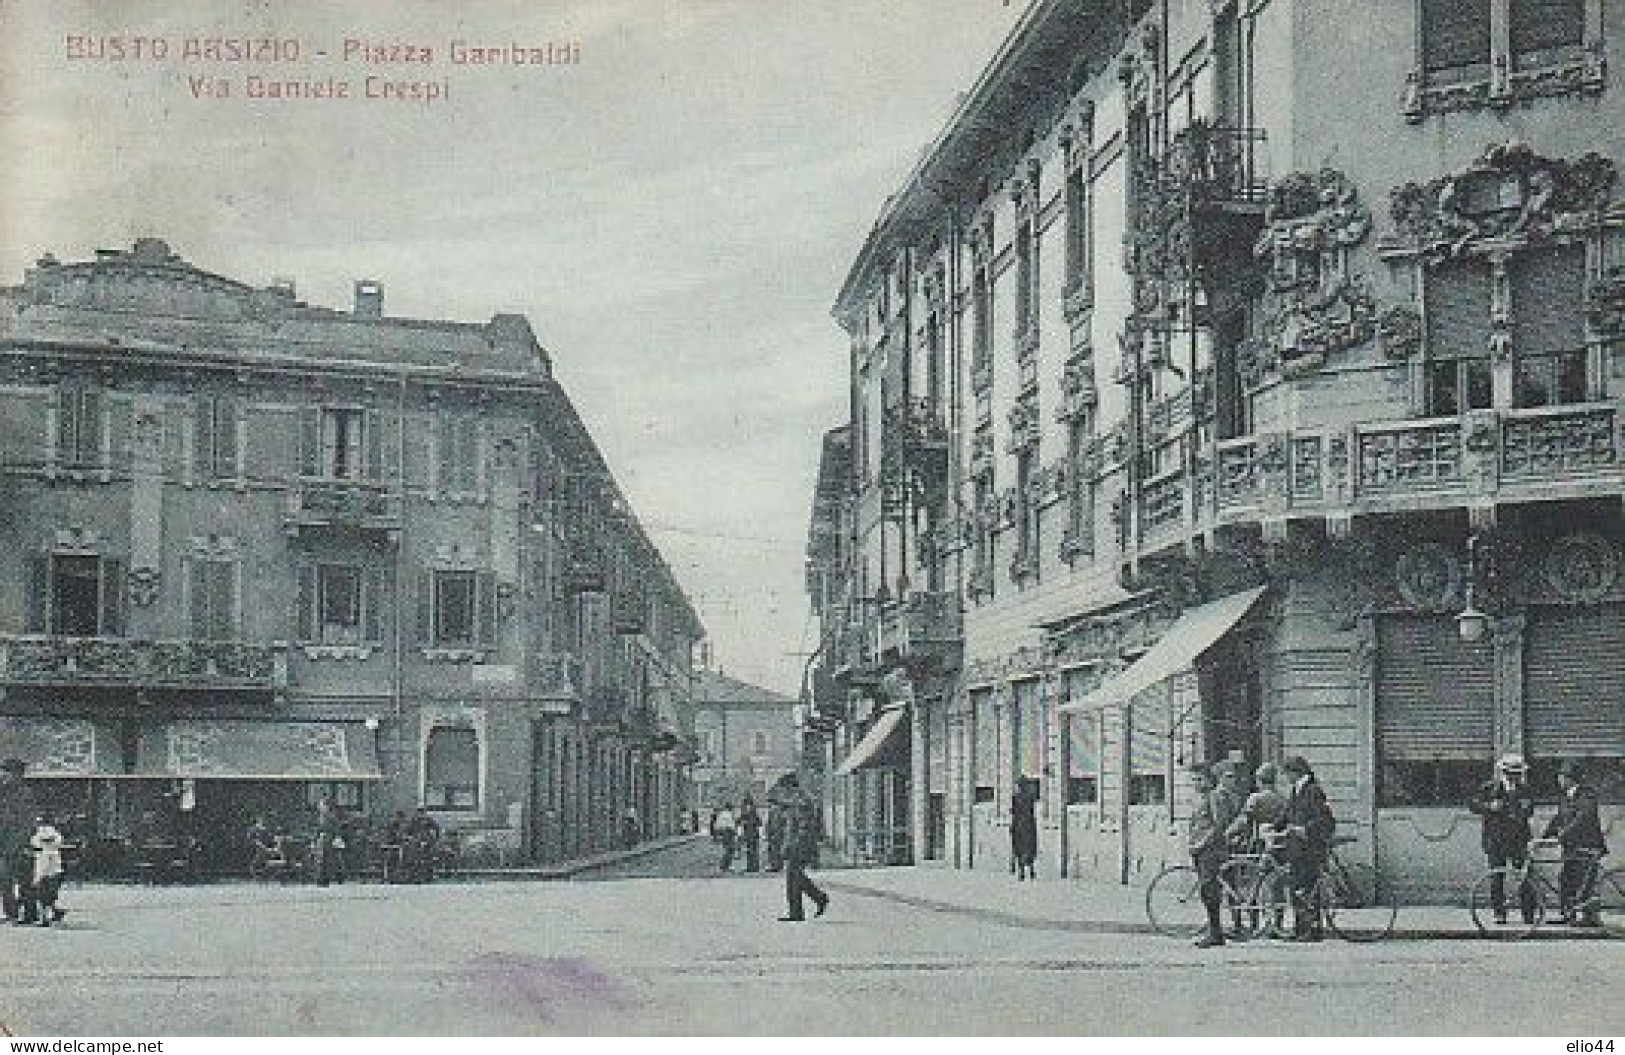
{"left": 1510, "top": 0, "right": 1585, "bottom": 61}
{"left": 1511, "top": 246, "right": 1589, "bottom": 408}
{"left": 1421, "top": 0, "right": 1493, "bottom": 73}
{"left": 1525, "top": 605, "right": 1625, "bottom": 759}
{"left": 437, "top": 413, "right": 480, "bottom": 494}
{"left": 419, "top": 569, "right": 497, "bottom": 649}
{"left": 1377, "top": 614, "right": 1494, "bottom": 760}
{"left": 188, "top": 558, "right": 237, "bottom": 641}
{"left": 194, "top": 394, "right": 239, "bottom": 479}
{"left": 56, "top": 386, "right": 104, "bottom": 468}
{"left": 424, "top": 726, "right": 480, "bottom": 810}
{"left": 1425, "top": 259, "right": 1494, "bottom": 414}
{"left": 0, "top": 388, "right": 50, "bottom": 468}
{"left": 38, "top": 555, "right": 123, "bottom": 637}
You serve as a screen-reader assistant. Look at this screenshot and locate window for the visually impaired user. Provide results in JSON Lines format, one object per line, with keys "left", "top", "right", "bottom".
{"left": 300, "top": 407, "right": 370, "bottom": 480}
{"left": 1511, "top": 246, "right": 1588, "bottom": 408}
{"left": 1067, "top": 776, "right": 1100, "bottom": 805}
{"left": 188, "top": 558, "right": 237, "bottom": 641}
{"left": 1378, "top": 759, "right": 1484, "bottom": 808}
{"left": 194, "top": 394, "right": 239, "bottom": 479}
{"left": 424, "top": 726, "right": 479, "bottom": 810}
{"left": 420, "top": 569, "right": 496, "bottom": 649}
{"left": 437, "top": 413, "right": 480, "bottom": 494}
{"left": 1128, "top": 774, "right": 1167, "bottom": 805}
{"left": 1015, "top": 451, "right": 1038, "bottom": 578}
{"left": 305, "top": 781, "right": 363, "bottom": 809}
{"left": 1416, "top": 0, "right": 1593, "bottom": 101}
{"left": 322, "top": 408, "right": 363, "bottom": 480}
{"left": 1065, "top": 164, "right": 1091, "bottom": 295}
{"left": 1424, "top": 259, "right": 1494, "bottom": 415}
{"left": 972, "top": 472, "right": 995, "bottom": 597}
{"left": 33, "top": 554, "right": 124, "bottom": 637}
{"left": 295, "top": 564, "right": 388, "bottom": 646}
{"left": 971, "top": 254, "right": 992, "bottom": 375}
{"left": 1509, "top": 0, "right": 1586, "bottom": 67}
{"left": 1015, "top": 216, "right": 1036, "bottom": 337}
{"left": 1421, "top": 0, "right": 1493, "bottom": 78}
{"left": 56, "top": 386, "right": 103, "bottom": 468}
{"left": 1065, "top": 419, "right": 1094, "bottom": 558}
{"left": 751, "top": 731, "right": 770, "bottom": 755}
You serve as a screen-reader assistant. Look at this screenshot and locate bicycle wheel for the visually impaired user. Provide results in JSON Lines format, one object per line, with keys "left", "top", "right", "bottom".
{"left": 1243, "top": 861, "right": 1294, "bottom": 939}
{"left": 1145, "top": 865, "right": 1207, "bottom": 939}
{"left": 1468, "top": 870, "right": 1542, "bottom": 939}
{"left": 1216, "top": 857, "right": 1265, "bottom": 940}
{"left": 1323, "top": 860, "right": 1398, "bottom": 942}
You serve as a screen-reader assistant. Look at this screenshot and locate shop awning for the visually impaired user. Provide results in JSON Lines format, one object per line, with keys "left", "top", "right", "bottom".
{"left": 835, "top": 706, "right": 909, "bottom": 776}
{"left": 1059, "top": 586, "right": 1268, "bottom": 714}
{"left": 134, "top": 720, "right": 383, "bottom": 780}
{"left": 0, "top": 717, "right": 122, "bottom": 777}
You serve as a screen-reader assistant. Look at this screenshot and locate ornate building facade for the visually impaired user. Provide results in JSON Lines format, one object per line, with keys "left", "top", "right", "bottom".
{"left": 807, "top": 0, "right": 1624, "bottom": 895}
{"left": 0, "top": 239, "right": 704, "bottom": 873}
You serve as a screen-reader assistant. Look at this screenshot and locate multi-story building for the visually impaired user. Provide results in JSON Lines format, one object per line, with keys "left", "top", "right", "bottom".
{"left": 690, "top": 668, "right": 798, "bottom": 811}
{"left": 808, "top": 0, "right": 1624, "bottom": 895}
{"left": 0, "top": 238, "right": 704, "bottom": 873}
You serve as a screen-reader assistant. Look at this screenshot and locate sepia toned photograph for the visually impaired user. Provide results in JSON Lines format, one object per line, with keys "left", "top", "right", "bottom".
{"left": 0, "top": 0, "right": 1621, "bottom": 1041}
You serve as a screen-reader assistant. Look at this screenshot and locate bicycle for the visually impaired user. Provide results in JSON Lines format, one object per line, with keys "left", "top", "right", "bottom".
{"left": 1145, "top": 844, "right": 1282, "bottom": 940}
{"left": 1469, "top": 839, "right": 1624, "bottom": 939}
{"left": 1250, "top": 834, "right": 1399, "bottom": 942}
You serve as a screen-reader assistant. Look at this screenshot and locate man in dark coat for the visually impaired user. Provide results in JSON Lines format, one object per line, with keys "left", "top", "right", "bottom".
{"left": 1276, "top": 755, "right": 1335, "bottom": 941}
{"left": 1544, "top": 759, "right": 1608, "bottom": 926}
{"left": 738, "top": 797, "right": 763, "bottom": 873}
{"left": 0, "top": 759, "right": 38, "bottom": 922}
{"left": 764, "top": 776, "right": 792, "bottom": 872}
{"left": 1188, "top": 762, "right": 1244, "bottom": 947}
{"left": 1468, "top": 753, "right": 1536, "bottom": 924}
{"left": 1009, "top": 778, "right": 1038, "bottom": 881}
{"left": 776, "top": 774, "right": 828, "bottom": 922}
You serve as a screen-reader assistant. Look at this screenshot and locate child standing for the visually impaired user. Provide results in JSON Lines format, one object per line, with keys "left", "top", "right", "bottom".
{"left": 29, "top": 814, "right": 66, "bottom": 927}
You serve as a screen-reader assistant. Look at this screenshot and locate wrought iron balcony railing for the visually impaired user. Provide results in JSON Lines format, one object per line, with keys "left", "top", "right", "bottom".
{"left": 283, "top": 480, "right": 401, "bottom": 536}
{"left": 0, "top": 636, "right": 289, "bottom": 691}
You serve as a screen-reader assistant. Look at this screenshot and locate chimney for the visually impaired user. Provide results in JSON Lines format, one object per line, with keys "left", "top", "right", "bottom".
{"left": 354, "top": 279, "right": 383, "bottom": 318}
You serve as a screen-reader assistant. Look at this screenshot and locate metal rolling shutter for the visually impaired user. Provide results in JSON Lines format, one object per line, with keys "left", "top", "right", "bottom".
{"left": 1510, "top": 0, "right": 1585, "bottom": 56}
{"left": 1425, "top": 259, "right": 1494, "bottom": 360}
{"left": 1525, "top": 605, "right": 1625, "bottom": 757}
{"left": 1377, "top": 615, "right": 1495, "bottom": 759}
{"left": 1422, "top": 0, "right": 1492, "bottom": 72}
{"left": 1511, "top": 246, "right": 1586, "bottom": 356}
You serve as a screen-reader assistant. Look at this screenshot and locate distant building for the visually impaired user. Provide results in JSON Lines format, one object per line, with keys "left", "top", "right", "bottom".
{"left": 689, "top": 669, "right": 797, "bottom": 809}
{"left": 809, "top": 0, "right": 1624, "bottom": 895}
{"left": 0, "top": 238, "right": 704, "bottom": 872}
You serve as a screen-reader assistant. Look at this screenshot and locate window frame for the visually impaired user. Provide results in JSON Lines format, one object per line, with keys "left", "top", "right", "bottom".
{"left": 1408, "top": 0, "right": 1604, "bottom": 120}
{"left": 423, "top": 725, "right": 481, "bottom": 811}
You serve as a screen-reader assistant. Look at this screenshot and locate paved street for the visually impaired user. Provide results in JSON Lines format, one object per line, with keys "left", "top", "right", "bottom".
{"left": 1, "top": 841, "right": 1618, "bottom": 1036}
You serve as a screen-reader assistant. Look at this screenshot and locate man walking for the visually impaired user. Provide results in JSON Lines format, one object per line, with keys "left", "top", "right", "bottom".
{"left": 777, "top": 774, "right": 828, "bottom": 922}
{"left": 0, "top": 758, "right": 38, "bottom": 922}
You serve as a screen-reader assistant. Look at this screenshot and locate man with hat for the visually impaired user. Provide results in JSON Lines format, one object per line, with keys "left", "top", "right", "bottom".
{"left": 1275, "top": 755, "right": 1335, "bottom": 941}
{"left": 1186, "top": 760, "right": 1243, "bottom": 947}
{"left": 1543, "top": 759, "right": 1608, "bottom": 926}
{"left": 1468, "top": 753, "right": 1536, "bottom": 925}
{"left": 0, "top": 758, "right": 39, "bottom": 922}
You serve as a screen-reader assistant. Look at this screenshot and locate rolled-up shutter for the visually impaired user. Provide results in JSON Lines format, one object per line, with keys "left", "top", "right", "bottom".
{"left": 1425, "top": 259, "right": 1493, "bottom": 360}
{"left": 1377, "top": 614, "right": 1494, "bottom": 759}
{"left": 1511, "top": 246, "right": 1585, "bottom": 356}
{"left": 1510, "top": 0, "right": 1584, "bottom": 57}
{"left": 1525, "top": 605, "right": 1625, "bottom": 758}
{"left": 1422, "top": 0, "right": 1492, "bottom": 72}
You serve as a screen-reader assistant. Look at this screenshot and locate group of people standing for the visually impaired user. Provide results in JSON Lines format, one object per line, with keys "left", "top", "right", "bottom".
{"left": 1469, "top": 754, "right": 1608, "bottom": 927}
{"left": 0, "top": 759, "right": 67, "bottom": 927}
{"left": 709, "top": 773, "right": 829, "bottom": 922}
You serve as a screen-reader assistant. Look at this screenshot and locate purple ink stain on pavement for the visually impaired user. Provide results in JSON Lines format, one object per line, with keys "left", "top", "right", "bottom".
{"left": 466, "top": 953, "right": 637, "bottom": 1023}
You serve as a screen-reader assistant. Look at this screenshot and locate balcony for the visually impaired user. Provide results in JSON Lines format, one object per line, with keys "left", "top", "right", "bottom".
{"left": 561, "top": 540, "right": 607, "bottom": 594}
{"left": 0, "top": 636, "right": 289, "bottom": 692}
{"left": 1133, "top": 402, "right": 1621, "bottom": 550}
{"left": 283, "top": 480, "right": 401, "bottom": 539}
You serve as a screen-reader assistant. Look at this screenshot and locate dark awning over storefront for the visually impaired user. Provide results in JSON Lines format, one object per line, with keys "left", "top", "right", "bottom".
{"left": 0, "top": 717, "right": 123, "bottom": 777}
{"left": 1059, "top": 587, "right": 1267, "bottom": 714}
{"left": 835, "top": 706, "right": 909, "bottom": 776}
{"left": 134, "top": 720, "right": 383, "bottom": 780}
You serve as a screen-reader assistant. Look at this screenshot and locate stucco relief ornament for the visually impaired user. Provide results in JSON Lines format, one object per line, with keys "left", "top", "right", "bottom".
{"left": 1585, "top": 264, "right": 1625, "bottom": 339}
{"left": 1393, "top": 542, "right": 1464, "bottom": 611}
{"left": 1384, "top": 143, "right": 1617, "bottom": 261}
{"left": 1377, "top": 305, "right": 1423, "bottom": 361}
{"left": 1544, "top": 534, "right": 1619, "bottom": 604}
{"left": 1254, "top": 169, "right": 1372, "bottom": 293}
{"left": 1235, "top": 335, "right": 1276, "bottom": 390}
{"left": 128, "top": 565, "right": 161, "bottom": 607}
{"left": 1270, "top": 279, "right": 1378, "bottom": 378}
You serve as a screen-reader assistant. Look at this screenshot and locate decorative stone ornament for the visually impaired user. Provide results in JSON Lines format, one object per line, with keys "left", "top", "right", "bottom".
{"left": 1585, "top": 264, "right": 1625, "bottom": 338}
{"left": 1254, "top": 168, "right": 1373, "bottom": 293}
{"left": 1393, "top": 542, "right": 1464, "bottom": 611}
{"left": 1377, "top": 305, "right": 1423, "bottom": 361}
{"left": 1543, "top": 533, "right": 1619, "bottom": 604}
{"left": 1383, "top": 143, "right": 1617, "bottom": 263}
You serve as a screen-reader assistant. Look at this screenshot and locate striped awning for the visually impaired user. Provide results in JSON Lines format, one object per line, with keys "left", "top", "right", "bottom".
{"left": 835, "top": 706, "right": 909, "bottom": 776}
{"left": 134, "top": 720, "right": 382, "bottom": 780}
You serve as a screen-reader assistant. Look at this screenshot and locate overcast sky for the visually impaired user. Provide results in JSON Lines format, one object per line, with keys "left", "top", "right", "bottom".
{"left": 0, "top": 0, "right": 1023, "bottom": 696}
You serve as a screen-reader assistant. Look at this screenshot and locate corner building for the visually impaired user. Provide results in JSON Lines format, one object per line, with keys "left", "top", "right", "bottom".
{"left": 808, "top": 0, "right": 1624, "bottom": 895}
{"left": 0, "top": 240, "right": 703, "bottom": 873}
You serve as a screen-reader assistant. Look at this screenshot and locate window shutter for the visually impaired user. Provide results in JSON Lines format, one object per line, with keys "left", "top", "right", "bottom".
{"left": 101, "top": 558, "right": 125, "bottom": 637}
{"left": 107, "top": 396, "right": 133, "bottom": 475}
{"left": 216, "top": 395, "right": 240, "bottom": 479}
{"left": 1510, "top": 0, "right": 1584, "bottom": 56}
{"left": 476, "top": 570, "right": 498, "bottom": 646}
{"left": 211, "top": 562, "right": 237, "bottom": 641}
{"left": 297, "top": 406, "right": 322, "bottom": 478}
{"left": 194, "top": 394, "right": 216, "bottom": 477}
{"left": 24, "top": 555, "right": 49, "bottom": 633}
{"left": 163, "top": 405, "right": 186, "bottom": 481}
{"left": 363, "top": 566, "right": 388, "bottom": 644}
{"left": 1421, "top": 0, "right": 1492, "bottom": 72}
{"left": 1525, "top": 605, "right": 1625, "bottom": 757}
{"left": 188, "top": 558, "right": 209, "bottom": 638}
{"left": 375, "top": 409, "right": 400, "bottom": 483}
{"left": 55, "top": 387, "right": 76, "bottom": 465}
{"left": 295, "top": 564, "right": 316, "bottom": 642}
{"left": 417, "top": 570, "right": 436, "bottom": 643}
{"left": 435, "top": 414, "right": 453, "bottom": 493}
{"left": 1425, "top": 259, "right": 1493, "bottom": 360}
{"left": 79, "top": 389, "right": 103, "bottom": 467}
{"left": 364, "top": 409, "right": 383, "bottom": 483}
{"left": 1376, "top": 615, "right": 1494, "bottom": 759}
{"left": 1511, "top": 246, "right": 1586, "bottom": 356}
